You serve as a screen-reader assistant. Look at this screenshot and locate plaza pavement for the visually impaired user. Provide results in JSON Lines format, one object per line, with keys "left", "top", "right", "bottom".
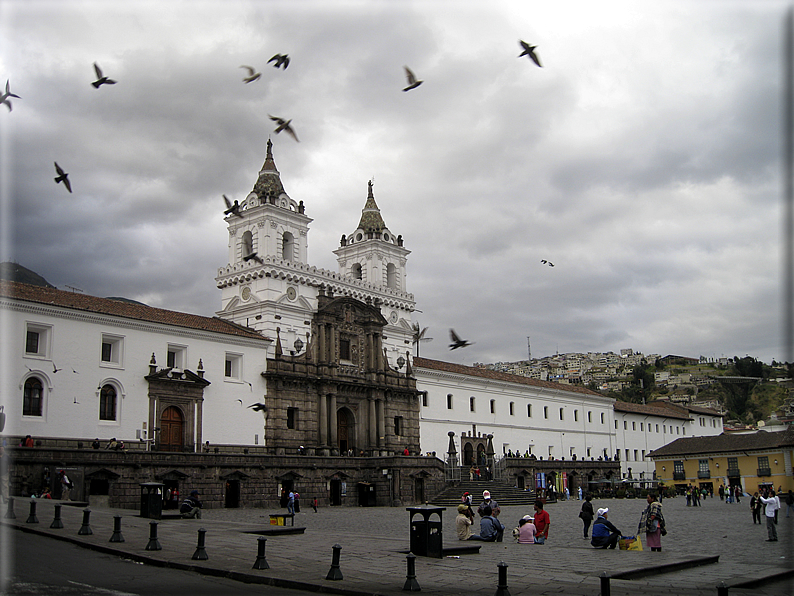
{"left": 2, "top": 492, "right": 793, "bottom": 596}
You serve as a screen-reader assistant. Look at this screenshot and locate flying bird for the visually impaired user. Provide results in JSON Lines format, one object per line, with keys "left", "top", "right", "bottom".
{"left": 268, "top": 115, "right": 299, "bottom": 142}
{"left": 54, "top": 162, "right": 72, "bottom": 193}
{"left": 540, "top": 260, "right": 554, "bottom": 267}
{"left": 248, "top": 402, "right": 267, "bottom": 412}
{"left": 92, "top": 63, "right": 117, "bottom": 88}
{"left": 52, "top": 362, "right": 62, "bottom": 373}
{"left": 518, "top": 40, "right": 542, "bottom": 67}
{"left": 267, "top": 54, "right": 290, "bottom": 69}
{"left": 239, "top": 65, "right": 261, "bottom": 83}
{"left": 223, "top": 195, "right": 243, "bottom": 217}
{"left": 0, "top": 80, "right": 21, "bottom": 112}
{"left": 73, "top": 397, "right": 80, "bottom": 404}
{"left": 449, "top": 329, "right": 473, "bottom": 350}
{"left": 244, "top": 251, "right": 264, "bottom": 265}
{"left": 402, "top": 66, "right": 423, "bottom": 91}
{"left": 236, "top": 399, "right": 243, "bottom": 405}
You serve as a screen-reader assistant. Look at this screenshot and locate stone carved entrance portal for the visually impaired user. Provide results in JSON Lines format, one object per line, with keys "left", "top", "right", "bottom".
{"left": 160, "top": 406, "right": 184, "bottom": 452}
{"left": 337, "top": 408, "right": 355, "bottom": 453}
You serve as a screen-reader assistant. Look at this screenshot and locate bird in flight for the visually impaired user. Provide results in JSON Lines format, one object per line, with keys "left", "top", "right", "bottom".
{"left": 518, "top": 41, "right": 542, "bottom": 67}
{"left": 52, "top": 362, "right": 62, "bottom": 373}
{"left": 268, "top": 54, "right": 290, "bottom": 69}
{"left": 54, "top": 162, "right": 72, "bottom": 193}
{"left": 268, "top": 115, "right": 299, "bottom": 142}
{"left": 244, "top": 251, "right": 264, "bottom": 265}
{"left": 1, "top": 80, "right": 21, "bottom": 111}
{"left": 92, "top": 63, "right": 117, "bottom": 88}
{"left": 402, "top": 66, "right": 423, "bottom": 91}
{"left": 239, "top": 65, "right": 261, "bottom": 83}
{"left": 540, "top": 259, "right": 554, "bottom": 267}
{"left": 449, "top": 329, "right": 473, "bottom": 350}
{"left": 248, "top": 402, "right": 267, "bottom": 412}
{"left": 223, "top": 195, "right": 243, "bottom": 217}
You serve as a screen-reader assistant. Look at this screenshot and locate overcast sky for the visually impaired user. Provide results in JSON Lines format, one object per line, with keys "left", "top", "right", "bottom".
{"left": 1, "top": 1, "right": 790, "bottom": 365}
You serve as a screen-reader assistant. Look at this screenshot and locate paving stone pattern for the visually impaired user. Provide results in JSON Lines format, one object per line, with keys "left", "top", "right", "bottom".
{"left": 3, "top": 492, "right": 793, "bottom": 596}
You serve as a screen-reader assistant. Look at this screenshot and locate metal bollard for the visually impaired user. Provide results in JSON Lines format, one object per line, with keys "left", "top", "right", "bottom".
{"left": 326, "top": 543, "right": 343, "bottom": 581}
{"left": 50, "top": 503, "right": 64, "bottom": 529}
{"left": 4, "top": 497, "right": 15, "bottom": 519}
{"left": 252, "top": 536, "right": 269, "bottom": 569}
{"left": 26, "top": 501, "right": 39, "bottom": 523}
{"left": 717, "top": 581, "right": 729, "bottom": 596}
{"left": 402, "top": 552, "right": 421, "bottom": 591}
{"left": 145, "top": 521, "right": 162, "bottom": 551}
{"left": 109, "top": 515, "right": 125, "bottom": 543}
{"left": 600, "top": 571, "right": 611, "bottom": 596}
{"left": 192, "top": 528, "right": 208, "bottom": 560}
{"left": 495, "top": 561, "right": 510, "bottom": 596}
{"left": 77, "top": 509, "right": 93, "bottom": 535}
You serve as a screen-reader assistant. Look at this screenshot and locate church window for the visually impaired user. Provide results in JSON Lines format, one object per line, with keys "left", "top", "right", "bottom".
{"left": 386, "top": 263, "right": 397, "bottom": 289}
{"left": 394, "top": 416, "right": 403, "bottom": 435}
{"left": 352, "top": 263, "right": 362, "bottom": 280}
{"left": 527, "top": 404, "right": 532, "bottom": 417}
{"left": 25, "top": 330, "right": 39, "bottom": 354}
{"left": 24, "top": 323, "right": 50, "bottom": 357}
{"left": 559, "top": 408, "right": 564, "bottom": 420}
{"left": 242, "top": 230, "right": 253, "bottom": 258}
{"left": 287, "top": 407, "right": 298, "bottom": 429}
{"left": 469, "top": 397, "right": 475, "bottom": 412}
{"left": 23, "top": 377, "right": 43, "bottom": 416}
{"left": 225, "top": 353, "right": 242, "bottom": 380}
{"left": 509, "top": 402, "right": 514, "bottom": 415}
{"left": 167, "top": 344, "right": 186, "bottom": 369}
{"left": 446, "top": 394, "right": 453, "bottom": 409}
{"left": 489, "top": 399, "right": 495, "bottom": 414}
{"left": 543, "top": 406, "right": 548, "bottom": 419}
{"left": 422, "top": 392, "right": 428, "bottom": 407}
{"left": 587, "top": 411, "right": 592, "bottom": 423}
{"left": 282, "top": 231, "right": 295, "bottom": 261}
{"left": 100, "top": 334, "right": 123, "bottom": 366}
{"left": 601, "top": 412, "right": 605, "bottom": 424}
{"left": 339, "top": 338, "right": 351, "bottom": 361}
{"left": 99, "top": 384, "right": 117, "bottom": 421}
{"left": 574, "top": 410, "right": 579, "bottom": 422}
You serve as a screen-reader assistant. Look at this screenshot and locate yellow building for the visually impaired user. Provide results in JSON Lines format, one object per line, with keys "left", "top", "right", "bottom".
{"left": 649, "top": 426, "right": 794, "bottom": 495}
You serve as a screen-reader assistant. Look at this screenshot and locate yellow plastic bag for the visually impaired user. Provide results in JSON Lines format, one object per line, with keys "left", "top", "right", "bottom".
{"left": 619, "top": 535, "right": 643, "bottom": 551}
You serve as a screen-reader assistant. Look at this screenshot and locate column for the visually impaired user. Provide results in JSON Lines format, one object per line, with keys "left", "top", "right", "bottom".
{"left": 329, "top": 393, "right": 338, "bottom": 448}
{"left": 376, "top": 398, "right": 385, "bottom": 450}
{"left": 368, "top": 397, "right": 377, "bottom": 449}
{"left": 318, "top": 325, "right": 326, "bottom": 363}
{"left": 319, "top": 392, "right": 328, "bottom": 446}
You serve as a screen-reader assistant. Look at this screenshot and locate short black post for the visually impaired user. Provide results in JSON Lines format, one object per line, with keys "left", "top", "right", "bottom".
{"left": 192, "top": 528, "right": 208, "bottom": 561}
{"left": 326, "top": 543, "right": 343, "bottom": 580}
{"left": 26, "top": 501, "right": 38, "bottom": 523}
{"left": 50, "top": 503, "right": 64, "bottom": 529}
{"left": 495, "top": 561, "right": 510, "bottom": 596}
{"left": 77, "top": 509, "right": 93, "bottom": 535}
{"left": 109, "top": 515, "right": 124, "bottom": 543}
{"left": 145, "top": 521, "right": 161, "bottom": 551}
{"left": 600, "top": 572, "right": 611, "bottom": 596}
{"left": 252, "top": 536, "right": 269, "bottom": 569}
{"left": 717, "top": 581, "right": 729, "bottom": 596}
{"left": 403, "top": 552, "right": 421, "bottom": 591}
{"left": 4, "top": 497, "right": 15, "bottom": 519}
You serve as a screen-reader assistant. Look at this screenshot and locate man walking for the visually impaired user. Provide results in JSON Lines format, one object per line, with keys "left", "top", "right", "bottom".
{"left": 58, "top": 470, "right": 72, "bottom": 501}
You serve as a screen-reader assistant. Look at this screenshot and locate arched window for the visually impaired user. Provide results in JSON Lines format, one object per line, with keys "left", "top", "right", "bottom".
{"left": 23, "top": 377, "right": 43, "bottom": 416}
{"left": 386, "top": 263, "right": 397, "bottom": 289}
{"left": 282, "top": 231, "right": 294, "bottom": 261}
{"left": 241, "top": 230, "right": 253, "bottom": 258}
{"left": 352, "top": 263, "right": 362, "bottom": 280}
{"left": 99, "top": 384, "right": 117, "bottom": 421}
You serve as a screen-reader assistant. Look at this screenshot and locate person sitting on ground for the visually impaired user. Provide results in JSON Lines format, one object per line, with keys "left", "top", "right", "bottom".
{"left": 456, "top": 504, "right": 481, "bottom": 540}
{"left": 533, "top": 500, "right": 550, "bottom": 544}
{"left": 180, "top": 490, "right": 202, "bottom": 519}
{"left": 516, "top": 515, "right": 536, "bottom": 544}
{"left": 591, "top": 507, "right": 621, "bottom": 549}
{"left": 105, "top": 438, "right": 118, "bottom": 450}
{"left": 479, "top": 505, "right": 505, "bottom": 542}
{"left": 477, "top": 490, "right": 500, "bottom": 517}
{"left": 91, "top": 438, "right": 100, "bottom": 450}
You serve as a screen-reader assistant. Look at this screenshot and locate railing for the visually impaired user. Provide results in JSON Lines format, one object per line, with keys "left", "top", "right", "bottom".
{"left": 697, "top": 471, "right": 711, "bottom": 479}
{"left": 492, "top": 455, "right": 506, "bottom": 482}
{"left": 726, "top": 468, "right": 741, "bottom": 477}
{"left": 757, "top": 468, "right": 771, "bottom": 477}
{"left": 444, "top": 457, "right": 461, "bottom": 483}
{"left": 673, "top": 472, "right": 686, "bottom": 481}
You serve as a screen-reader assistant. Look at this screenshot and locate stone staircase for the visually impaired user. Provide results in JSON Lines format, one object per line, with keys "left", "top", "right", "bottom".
{"left": 429, "top": 480, "right": 540, "bottom": 508}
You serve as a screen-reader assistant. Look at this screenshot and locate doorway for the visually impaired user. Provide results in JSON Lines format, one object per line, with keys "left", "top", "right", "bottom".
{"left": 160, "top": 406, "right": 183, "bottom": 452}
{"left": 337, "top": 408, "right": 354, "bottom": 454}
{"left": 225, "top": 480, "right": 240, "bottom": 508}
{"left": 330, "top": 479, "right": 342, "bottom": 506}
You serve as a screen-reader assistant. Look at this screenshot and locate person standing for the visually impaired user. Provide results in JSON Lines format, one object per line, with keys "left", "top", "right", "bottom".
{"left": 639, "top": 493, "right": 665, "bottom": 552}
{"left": 760, "top": 490, "right": 778, "bottom": 541}
{"left": 578, "top": 486, "right": 583, "bottom": 501}
{"left": 786, "top": 490, "right": 793, "bottom": 518}
{"left": 580, "top": 494, "right": 594, "bottom": 539}
{"left": 591, "top": 508, "right": 621, "bottom": 549}
{"left": 718, "top": 484, "right": 724, "bottom": 501}
{"left": 533, "top": 501, "right": 550, "bottom": 544}
{"left": 312, "top": 497, "right": 318, "bottom": 513}
{"left": 750, "top": 492, "right": 762, "bottom": 524}
{"left": 287, "top": 490, "right": 295, "bottom": 514}
{"left": 58, "top": 470, "right": 72, "bottom": 501}
{"left": 734, "top": 485, "right": 742, "bottom": 504}
{"left": 294, "top": 492, "right": 301, "bottom": 513}
{"left": 180, "top": 490, "right": 202, "bottom": 519}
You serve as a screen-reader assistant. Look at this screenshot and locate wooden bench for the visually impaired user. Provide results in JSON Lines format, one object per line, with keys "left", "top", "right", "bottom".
{"left": 247, "top": 526, "right": 306, "bottom": 536}
{"left": 269, "top": 513, "right": 295, "bottom": 526}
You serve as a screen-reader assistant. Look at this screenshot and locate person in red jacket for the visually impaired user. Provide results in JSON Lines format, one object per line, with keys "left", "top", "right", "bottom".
{"left": 533, "top": 501, "right": 550, "bottom": 544}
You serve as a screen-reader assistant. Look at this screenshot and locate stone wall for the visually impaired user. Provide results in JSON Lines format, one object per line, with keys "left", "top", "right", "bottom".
{"left": 6, "top": 447, "right": 446, "bottom": 509}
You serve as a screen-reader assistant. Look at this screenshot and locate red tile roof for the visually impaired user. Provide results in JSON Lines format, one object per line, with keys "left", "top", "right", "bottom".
{"left": 649, "top": 426, "right": 794, "bottom": 458}
{"left": 0, "top": 280, "right": 269, "bottom": 341}
{"left": 413, "top": 357, "right": 606, "bottom": 397}
{"left": 613, "top": 400, "right": 691, "bottom": 420}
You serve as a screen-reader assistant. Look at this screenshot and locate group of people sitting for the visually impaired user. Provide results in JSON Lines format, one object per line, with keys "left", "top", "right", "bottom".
{"left": 456, "top": 490, "right": 550, "bottom": 544}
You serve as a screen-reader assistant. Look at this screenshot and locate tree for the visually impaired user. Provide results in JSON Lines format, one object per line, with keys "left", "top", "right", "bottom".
{"left": 411, "top": 323, "right": 433, "bottom": 357}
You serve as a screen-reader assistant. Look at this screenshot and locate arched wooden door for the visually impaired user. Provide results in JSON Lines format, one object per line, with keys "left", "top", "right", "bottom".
{"left": 160, "top": 406, "right": 183, "bottom": 452}
{"left": 337, "top": 408, "right": 354, "bottom": 453}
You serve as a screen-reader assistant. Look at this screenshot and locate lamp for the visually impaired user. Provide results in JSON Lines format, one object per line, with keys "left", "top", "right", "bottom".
{"left": 715, "top": 462, "right": 719, "bottom": 468}
{"left": 293, "top": 338, "right": 304, "bottom": 354}
{"left": 397, "top": 356, "right": 406, "bottom": 369}
{"left": 774, "top": 459, "right": 778, "bottom": 465}
{"left": 662, "top": 466, "right": 665, "bottom": 472}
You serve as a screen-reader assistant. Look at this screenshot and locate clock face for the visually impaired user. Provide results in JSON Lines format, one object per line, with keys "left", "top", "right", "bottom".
{"left": 286, "top": 287, "right": 297, "bottom": 301}
{"left": 389, "top": 311, "right": 398, "bottom": 324}
{"left": 241, "top": 287, "right": 251, "bottom": 301}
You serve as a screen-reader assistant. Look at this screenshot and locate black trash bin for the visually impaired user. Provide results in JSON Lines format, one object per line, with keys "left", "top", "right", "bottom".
{"left": 407, "top": 505, "right": 445, "bottom": 558}
{"left": 140, "top": 483, "right": 164, "bottom": 519}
